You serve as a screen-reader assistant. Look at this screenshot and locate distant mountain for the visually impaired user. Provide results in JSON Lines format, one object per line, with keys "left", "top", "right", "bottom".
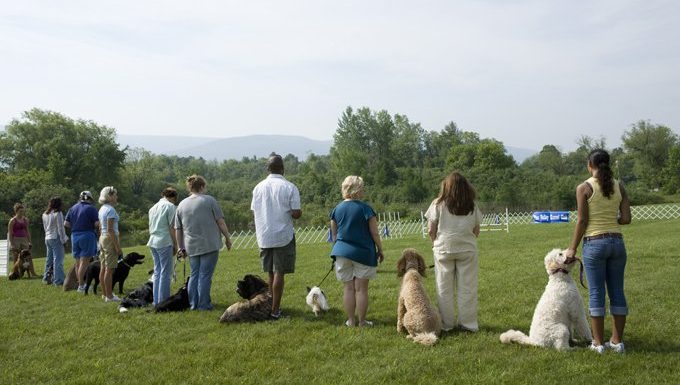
{"left": 117, "top": 134, "right": 333, "bottom": 161}
{"left": 506, "top": 146, "right": 537, "bottom": 163}
{"left": 116, "top": 134, "right": 537, "bottom": 163}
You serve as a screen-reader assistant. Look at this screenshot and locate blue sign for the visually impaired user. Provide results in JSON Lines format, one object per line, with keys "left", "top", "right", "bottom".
{"left": 533, "top": 211, "right": 569, "bottom": 223}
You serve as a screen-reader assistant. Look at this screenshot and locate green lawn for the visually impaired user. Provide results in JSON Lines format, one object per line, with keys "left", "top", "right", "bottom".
{"left": 2, "top": 220, "right": 679, "bottom": 385}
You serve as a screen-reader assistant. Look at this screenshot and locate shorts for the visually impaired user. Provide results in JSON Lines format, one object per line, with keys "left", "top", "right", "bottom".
{"left": 260, "top": 237, "right": 296, "bottom": 274}
{"left": 335, "top": 256, "right": 377, "bottom": 282}
{"left": 72, "top": 231, "right": 98, "bottom": 258}
{"left": 99, "top": 234, "right": 119, "bottom": 269}
{"left": 10, "top": 236, "right": 30, "bottom": 260}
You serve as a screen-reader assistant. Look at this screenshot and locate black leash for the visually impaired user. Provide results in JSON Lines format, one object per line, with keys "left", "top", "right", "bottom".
{"left": 317, "top": 259, "right": 335, "bottom": 287}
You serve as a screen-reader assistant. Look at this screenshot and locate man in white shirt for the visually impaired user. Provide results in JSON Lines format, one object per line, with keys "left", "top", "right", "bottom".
{"left": 251, "top": 153, "right": 302, "bottom": 319}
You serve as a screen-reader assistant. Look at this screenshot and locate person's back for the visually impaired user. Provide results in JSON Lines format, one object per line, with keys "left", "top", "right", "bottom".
{"left": 66, "top": 202, "right": 99, "bottom": 233}
{"left": 585, "top": 176, "right": 622, "bottom": 237}
{"left": 176, "top": 194, "right": 223, "bottom": 256}
{"left": 251, "top": 174, "right": 300, "bottom": 248}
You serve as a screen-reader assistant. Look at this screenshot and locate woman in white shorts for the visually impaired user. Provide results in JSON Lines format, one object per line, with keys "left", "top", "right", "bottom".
{"left": 329, "top": 176, "right": 384, "bottom": 327}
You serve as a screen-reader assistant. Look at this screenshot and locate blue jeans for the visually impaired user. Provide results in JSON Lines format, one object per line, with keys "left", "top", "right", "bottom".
{"left": 583, "top": 236, "right": 628, "bottom": 317}
{"left": 151, "top": 245, "right": 174, "bottom": 306}
{"left": 188, "top": 251, "right": 219, "bottom": 310}
{"left": 44, "top": 238, "right": 65, "bottom": 285}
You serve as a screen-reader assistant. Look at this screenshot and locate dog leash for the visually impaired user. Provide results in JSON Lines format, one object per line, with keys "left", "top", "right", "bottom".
{"left": 316, "top": 259, "right": 335, "bottom": 287}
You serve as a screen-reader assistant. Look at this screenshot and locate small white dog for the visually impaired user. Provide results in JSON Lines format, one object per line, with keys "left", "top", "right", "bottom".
{"left": 306, "top": 286, "right": 329, "bottom": 316}
{"left": 500, "top": 248, "right": 592, "bottom": 350}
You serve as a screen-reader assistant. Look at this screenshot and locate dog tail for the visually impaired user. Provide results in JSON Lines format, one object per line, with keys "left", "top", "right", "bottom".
{"left": 500, "top": 329, "right": 534, "bottom": 346}
{"left": 412, "top": 332, "right": 438, "bottom": 346}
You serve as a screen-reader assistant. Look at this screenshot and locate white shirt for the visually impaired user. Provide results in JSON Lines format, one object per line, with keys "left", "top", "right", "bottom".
{"left": 251, "top": 174, "right": 301, "bottom": 248}
{"left": 42, "top": 211, "right": 68, "bottom": 244}
{"left": 425, "top": 200, "right": 482, "bottom": 254}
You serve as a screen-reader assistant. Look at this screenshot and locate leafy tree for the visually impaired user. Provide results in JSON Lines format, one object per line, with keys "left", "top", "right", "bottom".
{"left": 0, "top": 108, "right": 126, "bottom": 194}
{"left": 622, "top": 120, "right": 678, "bottom": 189}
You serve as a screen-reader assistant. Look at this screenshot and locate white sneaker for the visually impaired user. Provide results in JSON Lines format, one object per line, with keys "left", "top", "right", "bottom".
{"left": 76, "top": 285, "right": 85, "bottom": 293}
{"left": 589, "top": 343, "right": 605, "bottom": 354}
{"left": 105, "top": 295, "right": 121, "bottom": 302}
{"left": 604, "top": 341, "right": 625, "bottom": 354}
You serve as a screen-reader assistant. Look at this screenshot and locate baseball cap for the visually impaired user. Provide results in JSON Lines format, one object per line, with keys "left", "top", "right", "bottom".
{"left": 79, "top": 190, "right": 94, "bottom": 201}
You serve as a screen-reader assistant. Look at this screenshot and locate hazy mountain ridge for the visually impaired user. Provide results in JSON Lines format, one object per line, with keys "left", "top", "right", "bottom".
{"left": 117, "top": 134, "right": 539, "bottom": 162}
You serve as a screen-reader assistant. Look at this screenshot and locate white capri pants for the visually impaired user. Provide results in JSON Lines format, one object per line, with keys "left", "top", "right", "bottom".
{"left": 433, "top": 250, "right": 478, "bottom": 332}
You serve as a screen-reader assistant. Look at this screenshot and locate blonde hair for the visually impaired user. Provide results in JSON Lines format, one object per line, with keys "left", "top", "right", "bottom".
{"left": 341, "top": 176, "right": 364, "bottom": 200}
{"left": 186, "top": 175, "right": 206, "bottom": 193}
{"left": 98, "top": 186, "right": 117, "bottom": 204}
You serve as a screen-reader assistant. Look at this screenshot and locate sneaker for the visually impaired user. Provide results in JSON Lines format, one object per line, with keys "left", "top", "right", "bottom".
{"left": 604, "top": 341, "right": 625, "bottom": 354}
{"left": 359, "top": 320, "right": 373, "bottom": 327}
{"left": 104, "top": 295, "right": 121, "bottom": 303}
{"left": 345, "top": 320, "right": 354, "bottom": 327}
{"left": 76, "top": 285, "right": 85, "bottom": 293}
{"left": 589, "top": 343, "right": 605, "bottom": 354}
{"left": 270, "top": 310, "right": 283, "bottom": 320}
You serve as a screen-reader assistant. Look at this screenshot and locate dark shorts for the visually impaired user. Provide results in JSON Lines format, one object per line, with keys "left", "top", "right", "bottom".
{"left": 72, "top": 231, "right": 97, "bottom": 258}
{"left": 260, "top": 237, "right": 296, "bottom": 274}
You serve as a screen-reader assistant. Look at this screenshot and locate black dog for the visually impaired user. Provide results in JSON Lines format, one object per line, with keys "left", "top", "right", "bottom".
{"left": 155, "top": 278, "right": 190, "bottom": 312}
{"left": 119, "top": 281, "right": 154, "bottom": 310}
{"left": 84, "top": 252, "right": 145, "bottom": 295}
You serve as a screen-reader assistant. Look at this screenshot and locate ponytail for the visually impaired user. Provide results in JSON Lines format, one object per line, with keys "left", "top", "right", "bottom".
{"left": 588, "top": 149, "right": 614, "bottom": 198}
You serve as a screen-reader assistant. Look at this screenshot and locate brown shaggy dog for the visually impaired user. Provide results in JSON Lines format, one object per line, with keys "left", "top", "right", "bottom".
{"left": 63, "top": 265, "right": 79, "bottom": 291}
{"left": 396, "top": 248, "right": 442, "bottom": 346}
{"left": 219, "top": 275, "right": 272, "bottom": 323}
{"left": 8, "top": 249, "right": 38, "bottom": 280}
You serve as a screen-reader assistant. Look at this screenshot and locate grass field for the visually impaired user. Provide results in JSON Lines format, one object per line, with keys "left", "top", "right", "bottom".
{"left": 2, "top": 219, "right": 679, "bottom": 385}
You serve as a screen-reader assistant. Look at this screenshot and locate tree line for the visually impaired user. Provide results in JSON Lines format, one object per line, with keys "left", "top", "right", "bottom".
{"left": 1, "top": 107, "right": 678, "bottom": 244}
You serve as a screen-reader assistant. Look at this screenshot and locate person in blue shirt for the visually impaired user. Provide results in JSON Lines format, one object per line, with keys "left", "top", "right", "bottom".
{"left": 330, "top": 176, "right": 384, "bottom": 327}
{"left": 64, "top": 191, "right": 100, "bottom": 292}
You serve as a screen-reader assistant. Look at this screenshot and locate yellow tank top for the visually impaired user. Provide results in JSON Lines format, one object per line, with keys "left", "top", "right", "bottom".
{"left": 585, "top": 176, "right": 622, "bottom": 237}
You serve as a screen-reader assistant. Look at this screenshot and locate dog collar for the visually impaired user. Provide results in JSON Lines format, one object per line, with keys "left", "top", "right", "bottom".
{"left": 121, "top": 261, "right": 132, "bottom": 268}
{"left": 550, "top": 268, "right": 570, "bottom": 275}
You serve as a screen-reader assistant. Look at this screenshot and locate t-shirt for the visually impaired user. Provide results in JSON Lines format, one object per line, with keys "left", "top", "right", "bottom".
{"left": 147, "top": 198, "right": 177, "bottom": 249}
{"left": 425, "top": 200, "right": 482, "bottom": 254}
{"left": 330, "top": 200, "right": 377, "bottom": 267}
{"left": 99, "top": 204, "right": 120, "bottom": 235}
{"left": 251, "top": 174, "right": 301, "bottom": 248}
{"left": 65, "top": 202, "right": 99, "bottom": 233}
{"left": 175, "top": 194, "right": 224, "bottom": 256}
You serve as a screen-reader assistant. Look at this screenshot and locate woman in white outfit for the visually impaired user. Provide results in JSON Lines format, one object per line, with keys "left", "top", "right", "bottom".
{"left": 425, "top": 172, "right": 482, "bottom": 332}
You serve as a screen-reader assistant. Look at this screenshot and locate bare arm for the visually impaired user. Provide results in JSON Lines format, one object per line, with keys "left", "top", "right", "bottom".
{"left": 330, "top": 220, "right": 338, "bottom": 242}
{"left": 368, "top": 217, "right": 384, "bottom": 264}
{"left": 473, "top": 224, "right": 481, "bottom": 237}
{"left": 618, "top": 183, "right": 632, "bottom": 225}
{"left": 26, "top": 218, "right": 31, "bottom": 244}
{"left": 565, "top": 183, "right": 590, "bottom": 260}
{"left": 216, "top": 218, "right": 232, "bottom": 251}
{"left": 428, "top": 220, "right": 437, "bottom": 242}
{"left": 107, "top": 218, "right": 121, "bottom": 256}
{"left": 7, "top": 218, "right": 14, "bottom": 244}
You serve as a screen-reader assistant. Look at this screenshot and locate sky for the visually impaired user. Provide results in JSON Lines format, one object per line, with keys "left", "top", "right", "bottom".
{"left": 1, "top": 0, "right": 679, "bottom": 152}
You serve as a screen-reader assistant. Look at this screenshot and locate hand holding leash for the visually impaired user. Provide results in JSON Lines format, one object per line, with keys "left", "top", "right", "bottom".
{"left": 177, "top": 248, "right": 187, "bottom": 261}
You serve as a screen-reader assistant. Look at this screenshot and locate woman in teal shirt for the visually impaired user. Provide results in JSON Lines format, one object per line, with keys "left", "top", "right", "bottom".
{"left": 330, "top": 176, "right": 384, "bottom": 327}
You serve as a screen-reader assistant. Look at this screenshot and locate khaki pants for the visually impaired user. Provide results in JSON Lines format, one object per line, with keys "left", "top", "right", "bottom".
{"left": 10, "top": 236, "right": 30, "bottom": 262}
{"left": 433, "top": 250, "right": 478, "bottom": 331}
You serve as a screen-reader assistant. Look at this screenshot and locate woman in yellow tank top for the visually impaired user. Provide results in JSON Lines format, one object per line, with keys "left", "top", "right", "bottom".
{"left": 565, "top": 149, "right": 631, "bottom": 354}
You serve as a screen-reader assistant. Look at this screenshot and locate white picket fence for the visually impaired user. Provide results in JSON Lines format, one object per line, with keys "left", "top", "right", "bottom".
{"left": 227, "top": 203, "right": 680, "bottom": 251}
